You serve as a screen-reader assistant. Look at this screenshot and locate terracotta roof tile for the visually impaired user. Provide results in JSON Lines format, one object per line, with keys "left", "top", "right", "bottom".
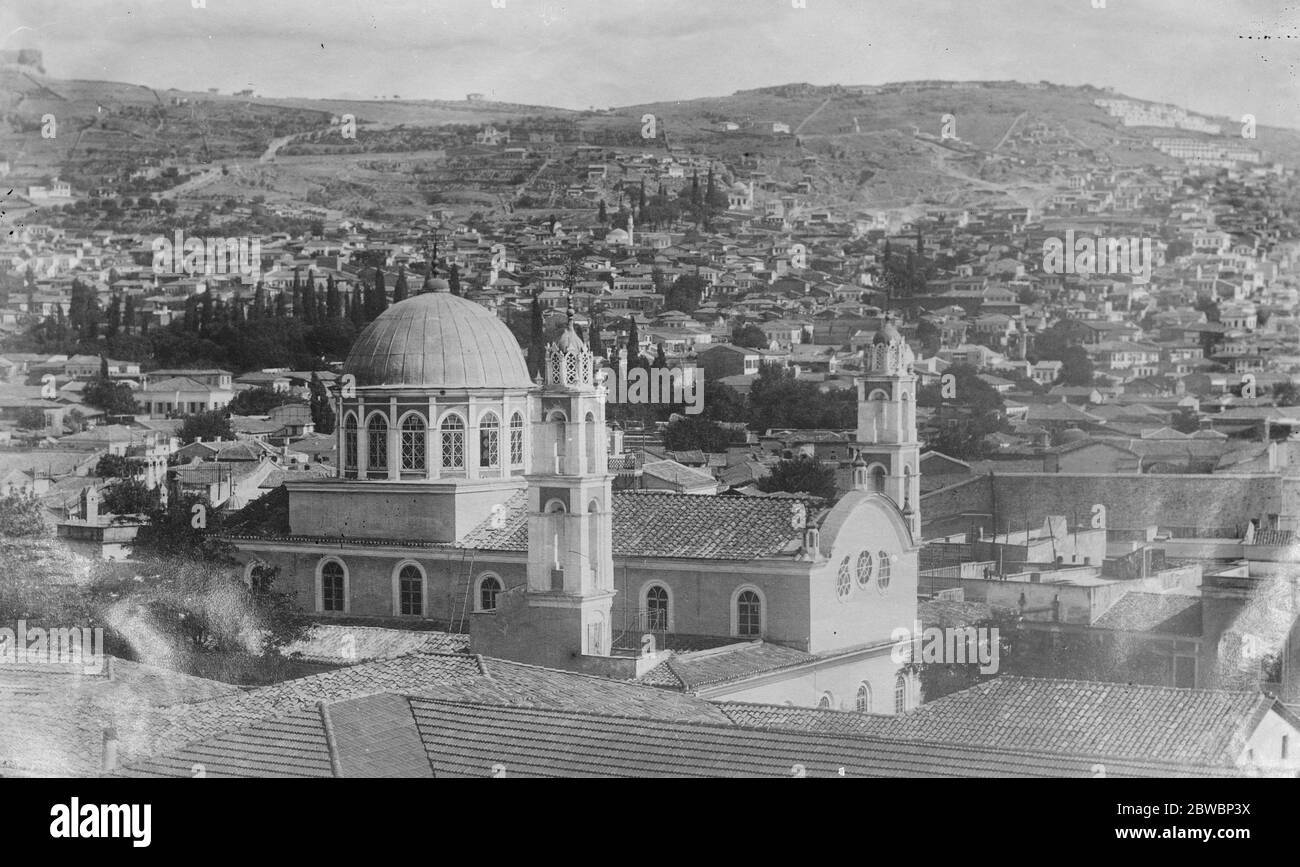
{"left": 461, "top": 490, "right": 814, "bottom": 560}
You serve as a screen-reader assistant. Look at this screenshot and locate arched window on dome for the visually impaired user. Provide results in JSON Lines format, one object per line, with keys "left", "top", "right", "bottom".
{"left": 400, "top": 414, "right": 426, "bottom": 473}
{"left": 479, "top": 412, "right": 500, "bottom": 469}
{"left": 509, "top": 412, "right": 525, "bottom": 468}
{"left": 366, "top": 414, "right": 387, "bottom": 472}
{"left": 441, "top": 414, "right": 465, "bottom": 470}
{"left": 343, "top": 413, "right": 358, "bottom": 476}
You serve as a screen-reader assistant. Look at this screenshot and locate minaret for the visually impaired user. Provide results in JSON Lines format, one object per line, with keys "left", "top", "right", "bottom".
{"left": 856, "top": 313, "right": 921, "bottom": 538}
{"left": 626, "top": 212, "right": 634, "bottom": 247}
{"left": 521, "top": 303, "right": 616, "bottom": 660}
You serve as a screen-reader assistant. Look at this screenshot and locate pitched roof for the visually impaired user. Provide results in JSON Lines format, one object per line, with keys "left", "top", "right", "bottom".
{"left": 460, "top": 490, "right": 814, "bottom": 560}
{"left": 407, "top": 699, "right": 1244, "bottom": 778}
{"left": 638, "top": 642, "right": 817, "bottom": 689}
{"left": 858, "top": 676, "right": 1283, "bottom": 766}
{"left": 1092, "top": 592, "right": 1202, "bottom": 635}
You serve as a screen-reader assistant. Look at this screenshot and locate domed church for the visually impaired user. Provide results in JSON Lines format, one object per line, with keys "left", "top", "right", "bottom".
{"left": 232, "top": 283, "right": 925, "bottom": 713}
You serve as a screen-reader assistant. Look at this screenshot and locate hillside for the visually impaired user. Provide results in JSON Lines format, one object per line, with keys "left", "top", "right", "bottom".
{"left": 5, "top": 71, "right": 1299, "bottom": 222}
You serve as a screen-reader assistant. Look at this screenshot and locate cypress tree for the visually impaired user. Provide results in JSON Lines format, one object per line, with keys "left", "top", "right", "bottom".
{"left": 526, "top": 295, "right": 545, "bottom": 379}
{"left": 448, "top": 264, "right": 461, "bottom": 297}
{"left": 326, "top": 273, "right": 341, "bottom": 318}
{"left": 123, "top": 293, "right": 136, "bottom": 333}
{"left": 393, "top": 266, "right": 409, "bottom": 303}
{"left": 627, "top": 316, "right": 641, "bottom": 364}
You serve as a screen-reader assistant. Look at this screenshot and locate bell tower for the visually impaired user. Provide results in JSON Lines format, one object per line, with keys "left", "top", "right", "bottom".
{"left": 522, "top": 307, "right": 616, "bottom": 659}
{"left": 856, "top": 314, "right": 921, "bottom": 538}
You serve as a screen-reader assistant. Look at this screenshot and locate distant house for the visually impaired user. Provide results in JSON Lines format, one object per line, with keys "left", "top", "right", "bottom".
{"left": 139, "top": 376, "right": 233, "bottom": 418}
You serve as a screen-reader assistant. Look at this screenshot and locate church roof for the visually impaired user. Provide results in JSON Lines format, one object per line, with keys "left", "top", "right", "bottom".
{"left": 459, "top": 490, "right": 816, "bottom": 560}
{"left": 343, "top": 292, "right": 532, "bottom": 389}
{"left": 638, "top": 641, "right": 816, "bottom": 690}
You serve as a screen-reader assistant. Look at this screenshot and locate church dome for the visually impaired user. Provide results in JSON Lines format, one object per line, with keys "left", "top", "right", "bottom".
{"left": 343, "top": 292, "right": 532, "bottom": 389}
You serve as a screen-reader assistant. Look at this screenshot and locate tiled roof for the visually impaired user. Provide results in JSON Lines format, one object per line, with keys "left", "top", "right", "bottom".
{"left": 0, "top": 658, "right": 242, "bottom": 776}
{"left": 115, "top": 706, "right": 337, "bottom": 778}
{"left": 105, "top": 649, "right": 727, "bottom": 771}
{"left": 854, "top": 677, "right": 1278, "bottom": 766}
{"left": 460, "top": 490, "right": 815, "bottom": 560}
{"left": 282, "top": 624, "right": 469, "bottom": 664}
{"left": 638, "top": 642, "right": 816, "bottom": 690}
{"left": 641, "top": 459, "right": 717, "bottom": 490}
{"left": 1092, "top": 592, "right": 1202, "bottom": 635}
{"left": 408, "top": 699, "right": 1244, "bottom": 778}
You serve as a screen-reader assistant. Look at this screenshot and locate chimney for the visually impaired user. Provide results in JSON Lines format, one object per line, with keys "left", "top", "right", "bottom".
{"left": 102, "top": 727, "right": 119, "bottom": 772}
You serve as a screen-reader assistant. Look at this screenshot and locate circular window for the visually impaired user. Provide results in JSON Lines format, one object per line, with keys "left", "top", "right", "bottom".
{"left": 835, "top": 556, "right": 852, "bottom": 601}
{"left": 877, "top": 551, "right": 892, "bottom": 593}
{"left": 856, "top": 551, "right": 873, "bottom": 587}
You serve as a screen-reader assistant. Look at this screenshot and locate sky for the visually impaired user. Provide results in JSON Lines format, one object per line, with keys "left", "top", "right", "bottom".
{"left": 3, "top": 0, "right": 1299, "bottom": 128}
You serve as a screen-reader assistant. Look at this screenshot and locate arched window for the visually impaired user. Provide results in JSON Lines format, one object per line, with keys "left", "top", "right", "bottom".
{"left": 479, "top": 412, "right": 500, "bottom": 469}
{"left": 878, "top": 551, "right": 892, "bottom": 592}
{"left": 856, "top": 682, "right": 872, "bottom": 713}
{"left": 367, "top": 414, "right": 387, "bottom": 471}
{"left": 645, "top": 584, "right": 669, "bottom": 631}
{"left": 343, "top": 414, "right": 358, "bottom": 471}
{"left": 868, "top": 389, "right": 888, "bottom": 402}
{"left": 736, "top": 589, "right": 762, "bottom": 638}
{"left": 835, "top": 556, "right": 852, "bottom": 601}
{"left": 509, "top": 412, "right": 525, "bottom": 466}
{"left": 894, "top": 674, "right": 908, "bottom": 714}
{"left": 400, "top": 414, "right": 426, "bottom": 472}
{"left": 870, "top": 465, "right": 887, "bottom": 493}
{"left": 398, "top": 563, "right": 424, "bottom": 616}
{"left": 441, "top": 414, "right": 465, "bottom": 469}
{"left": 478, "top": 574, "right": 502, "bottom": 612}
{"left": 817, "top": 692, "right": 833, "bottom": 710}
{"left": 319, "top": 560, "right": 346, "bottom": 613}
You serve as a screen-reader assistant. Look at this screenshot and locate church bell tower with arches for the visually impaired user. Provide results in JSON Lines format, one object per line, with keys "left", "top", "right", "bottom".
{"left": 520, "top": 309, "right": 617, "bottom": 660}
{"left": 854, "top": 315, "right": 921, "bottom": 539}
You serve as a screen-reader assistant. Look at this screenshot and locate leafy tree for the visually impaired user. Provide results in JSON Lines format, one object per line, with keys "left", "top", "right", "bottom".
{"left": 1171, "top": 407, "right": 1202, "bottom": 434}
{"left": 664, "top": 415, "right": 734, "bottom": 453}
{"left": 747, "top": 363, "right": 856, "bottom": 432}
{"left": 1058, "top": 345, "right": 1094, "bottom": 386}
{"left": 15, "top": 407, "right": 46, "bottom": 429}
{"left": 732, "top": 323, "right": 769, "bottom": 349}
{"left": 101, "top": 478, "right": 160, "bottom": 515}
{"left": 83, "top": 377, "right": 139, "bottom": 415}
{"left": 178, "top": 409, "right": 234, "bottom": 444}
{"left": 228, "top": 387, "right": 298, "bottom": 416}
{"left": 665, "top": 274, "right": 705, "bottom": 314}
{"left": 758, "top": 455, "right": 837, "bottom": 499}
{"left": 0, "top": 493, "right": 47, "bottom": 537}
{"left": 94, "top": 454, "right": 144, "bottom": 479}
{"left": 1273, "top": 382, "right": 1300, "bottom": 407}
{"left": 133, "top": 492, "right": 233, "bottom": 563}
